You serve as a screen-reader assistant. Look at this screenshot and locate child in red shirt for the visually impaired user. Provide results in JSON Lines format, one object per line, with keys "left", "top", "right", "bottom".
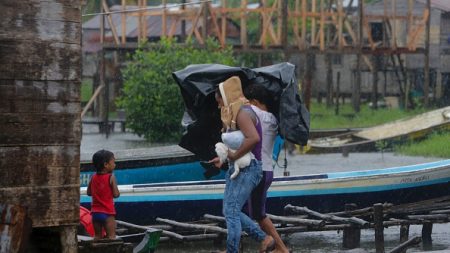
{"left": 87, "top": 149, "right": 120, "bottom": 240}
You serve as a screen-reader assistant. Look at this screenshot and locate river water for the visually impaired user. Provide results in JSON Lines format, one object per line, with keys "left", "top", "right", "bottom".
{"left": 80, "top": 126, "right": 450, "bottom": 252}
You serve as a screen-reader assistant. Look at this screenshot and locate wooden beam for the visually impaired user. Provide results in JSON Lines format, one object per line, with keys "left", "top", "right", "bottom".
{"left": 277, "top": 0, "right": 283, "bottom": 43}
{"left": 81, "top": 85, "right": 105, "bottom": 118}
{"left": 100, "top": 2, "right": 105, "bottom": 44}
{"left": 319, "top": 0, "right": 325, "bottom": 51}
{"left": 259, "top": 0, "right": 280, "bottom": 46}
{"left": 301, "top": 0, "right": 307, "bottom": 49}
{"left": 337, "top": 0, "right": 343, "bottom": 49}
{"left": 311, "top": 0, "right": 317, "bottom": 46}
{"left": 363, "top": 19, "right": 376, "bottom": 50}
{"left": 102, "top": 0, "right": 120, "bottom": 45}
{"left": 221, "top": 0, "right": 227, "bottom": 45}
{"left": 407, "top": 9, "right": 428, "bottom": 50}
{"left": 408, "top": 0, "right": 414, "bottom": 43}
{"left": 168, "top": 17, "right": 178, "bottom": 38}
{"left": 202, "top": 1, "right": 208, "bottom": 42}
{"left": 121, "top": 0, "right": 126, "bottom": 45}
{"left": 391, "top": 0, "right": 397, "bottom": 49}
{"left": 187, "top": 4, "right": 204, "bottom": 41}
{"left": 424, "top": 0, "right": 431, "bottom": 107}
{"left": 207, "top": 2, "right": 224, "bottom": 47}
{"left": 162, "top": 0, "right": 167, "bottom": 37}
{"left": 281, "top": 0, "right": 288, "bottom": 50}
{"left": 294, "top": 0, "right": 302, "bottom": 49}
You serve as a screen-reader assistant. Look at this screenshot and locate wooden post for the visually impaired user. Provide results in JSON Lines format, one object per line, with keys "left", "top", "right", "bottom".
{"left": 325, "top": 0, "right": 333, "bottom": 107}
{"left": 277, "top": 0, "right": 282, "bottom": 43}
{"left": 142, "top": 0, "right": 147, "bottom": 40}
{"left": 202, "top": 2, "right": 208, "bottom": 44}
{"left": 374, "top": 203, "right": 385, "bottom": 253}
{"left": 102, "top": 0, "right": 120, "bottom": 45}
{"left": 241, "top": 0, "right": 248, "bottom": 48}
{"left": 424, "top": 0, "right": 431, "bottom": 107}
{"left": 372, "top": 56, "right": 379, "bottom": 109}
{"left": 0, "top": 204, "right": 31, "bottom": 253}
{"left": 121, "top": 0, "right": 126, "bottom": 44}
{"left": 422, "top": 222, "right": 433, "bottom": 248}
{"left": 391, "top": 0, "right": 397, "bottom": 49}
{"left": 137, "top": 0, "right": 142, "bottom": 42}
{"left": 221, "top": 0, "right": 226, "bottom": 45}
{"left": 100, "top": 3, "right": 105, "bottom": 44}
{"left": 335, "top": 71, "right": 340, "bottom": 116}
{"left": 319, "top": 0, "right": 325, "bottom": 50}
{"left": 60, "top": 226, "right": 77, "bottom": 253}
{"left": 99, "top": 37, "right": 108, "bottom": 135}
{"left": 181, "top": 0, "right": 187, "bottom": 41}
{"left": 0, "top": 0, "right": 81, "bottom": 251}
{"left": 399, "top": 224, "right": 409, "bottom": 253}
{"left": 104, "top": 73, "right": 110, "bottom": 138}
{"left": 304, "top": 52, "right": 314, "bottom": 110}
{"left": 326, "top": 53, "right": 333, "bottom": 107}
{"left": 354, "top": 0, "right": 363, "bottom": 112}
{"left": 281, "top": 0, "right": 288, "bottom": 58}
{"left": 301, "top": 0, "right": 307, "bottom": 49}
{"left": 311, "top": 0, "right": 316, "bottom": 46}
{"left": 405, "top": 71, "right": 411, "bottom": 109}
{"left": 337, "top": 0, "right": 343, "bottom": 49}
{"left": 342, "top": 203, "right": 360, "bottom": 249}
{"left": 162, "top": 0, "right": 167, "bottom": 38}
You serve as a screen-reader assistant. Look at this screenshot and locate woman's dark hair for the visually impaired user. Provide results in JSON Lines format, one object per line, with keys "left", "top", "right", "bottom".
{"left": 92, "top": 149, "right": 114, "bottom": 172}
{"left": 244, "top": 83, "right": 272, "bottom": 110}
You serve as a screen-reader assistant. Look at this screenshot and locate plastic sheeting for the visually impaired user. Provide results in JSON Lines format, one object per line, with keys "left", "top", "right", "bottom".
{"left": 173, "top": 62, "right": 310, "bottom": 160}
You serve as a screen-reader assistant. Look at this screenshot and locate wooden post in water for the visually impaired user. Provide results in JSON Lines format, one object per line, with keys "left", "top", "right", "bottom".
{"left": 399, "top": 224, "right": 410, "bottom": 253}
{"left": 304, "top": 53, "right": 314, "bottom": 110}
{"left": 335, "top": 71, "right": 341, "bottom": 116}
{"left": 374, "top": 203, "right": 385, "bottom": 253}
{"left": 342, "top": 203, "right": 360, "bottom": 249}
{"left": 424, "top": 0, "right": 431, "bottom": 107}
{"left": 422, "top": 222, "right": 433, "bottom": 248}
{"left": 353, "top": 0, "right": 364, "bottom": 113}
{"left": 0, "top": 0, "right": 81, "bottom": 252}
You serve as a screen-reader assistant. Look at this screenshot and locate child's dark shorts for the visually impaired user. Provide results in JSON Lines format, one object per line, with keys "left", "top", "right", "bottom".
{"left": 92, "top": 212, "right": 111, "bottom": 223}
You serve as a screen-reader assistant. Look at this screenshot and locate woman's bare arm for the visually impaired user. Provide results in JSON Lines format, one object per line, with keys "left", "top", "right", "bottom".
{"left": 227, "top": 109, "right": 260, "bottom": 161}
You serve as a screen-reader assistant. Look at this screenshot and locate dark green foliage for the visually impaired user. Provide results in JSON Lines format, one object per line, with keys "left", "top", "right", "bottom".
{"left": 117, "top": 38, "right": 236, "bottom": 142}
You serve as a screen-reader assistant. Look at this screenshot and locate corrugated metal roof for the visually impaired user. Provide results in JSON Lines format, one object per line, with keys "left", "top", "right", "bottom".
{"left": 416, "top": 0, "right": 450, "bottom": 12}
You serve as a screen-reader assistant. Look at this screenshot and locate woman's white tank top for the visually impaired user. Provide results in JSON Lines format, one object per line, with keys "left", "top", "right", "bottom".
{"left": 250, "top": 105, "right": 278, "bottom": 171}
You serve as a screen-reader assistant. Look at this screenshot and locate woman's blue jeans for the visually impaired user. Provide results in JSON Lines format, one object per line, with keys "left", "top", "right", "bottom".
{"left": 223, "top": 159, "right": 266, "bottom": 253}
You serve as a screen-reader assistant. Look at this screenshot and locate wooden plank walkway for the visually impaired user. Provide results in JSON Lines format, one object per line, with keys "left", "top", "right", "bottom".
{"left": 131, "top": 196, "right": 450, "bottom": 253}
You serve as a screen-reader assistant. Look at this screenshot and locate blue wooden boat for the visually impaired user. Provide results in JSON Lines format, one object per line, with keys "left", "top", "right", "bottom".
{"left": 80, "top": 159, "right": 450, "bottom": 225}
{"left": 79, "top": 145, "right": 225, "bottom": 187}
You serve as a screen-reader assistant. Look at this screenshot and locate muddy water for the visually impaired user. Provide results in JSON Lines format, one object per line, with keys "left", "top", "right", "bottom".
{"left": 81, "top": 127, "right": 449, "bottom": 252}
{"left": 156, "top": 223, "right": 450, "bottom": 252}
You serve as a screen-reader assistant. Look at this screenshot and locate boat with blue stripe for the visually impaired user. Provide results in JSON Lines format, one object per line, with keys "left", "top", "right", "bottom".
{"left": 79, "top": 145, "right": 225, "bottom": 187}
{"left": 80, "top": 159, "right": 450, "bottom": 225}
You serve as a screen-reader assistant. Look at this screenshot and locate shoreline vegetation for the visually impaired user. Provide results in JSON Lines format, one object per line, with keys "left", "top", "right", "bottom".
{"left": 310, "top": 102, "right": 450, "bottom": 158}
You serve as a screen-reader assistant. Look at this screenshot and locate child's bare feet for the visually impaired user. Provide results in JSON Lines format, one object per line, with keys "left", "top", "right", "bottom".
{"left": 259, "top": 235, "right": 275, "bottom": 253}
{"left": 271, "top": 249, "right": 291, "bottom": 253}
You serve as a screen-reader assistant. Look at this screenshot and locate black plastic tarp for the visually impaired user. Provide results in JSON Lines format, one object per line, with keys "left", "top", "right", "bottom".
{"left": 173, "top": 62, "right": 310, "bottom": 161}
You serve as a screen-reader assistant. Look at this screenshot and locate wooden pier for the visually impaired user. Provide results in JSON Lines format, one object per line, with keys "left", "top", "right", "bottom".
{"left": 126, "top": 195, "right": 450, "bottom": 252}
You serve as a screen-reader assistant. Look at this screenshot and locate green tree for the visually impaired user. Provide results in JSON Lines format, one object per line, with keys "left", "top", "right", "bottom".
{"left": 117, "top": 38, "right": 236, "bottom": 142}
